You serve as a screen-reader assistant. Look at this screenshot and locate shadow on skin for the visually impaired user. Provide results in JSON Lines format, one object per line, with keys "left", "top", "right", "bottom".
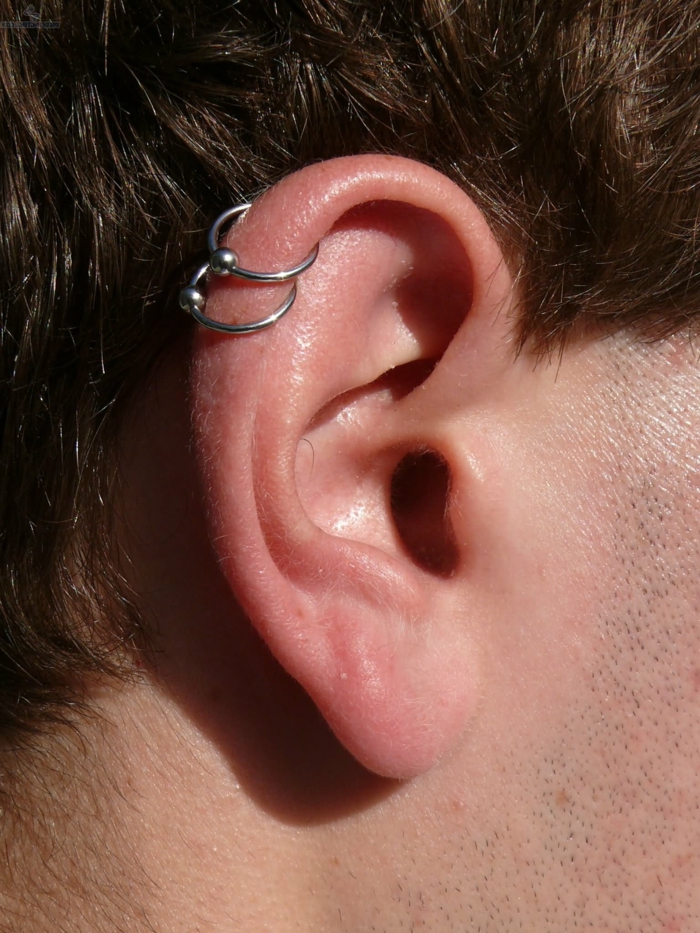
{"left": 124, "top": 340, "right": 397, "bottom": 826}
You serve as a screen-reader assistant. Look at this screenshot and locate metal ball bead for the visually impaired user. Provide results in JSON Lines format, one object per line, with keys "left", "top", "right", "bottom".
{"left": 209, "top": 248, "right": 238, "bottom": 275}
{"left": 179, "top": 286, "right": 205, "bottom": 313}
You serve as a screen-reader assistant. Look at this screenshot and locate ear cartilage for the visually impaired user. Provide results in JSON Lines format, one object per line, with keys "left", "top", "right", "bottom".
{"left": 179, "top": 203, "right": 319, "bottom": 335}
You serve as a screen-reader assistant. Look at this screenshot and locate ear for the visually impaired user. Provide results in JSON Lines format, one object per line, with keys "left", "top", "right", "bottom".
{"left": 191, "top": 155, "right": 517, "bottom": 778}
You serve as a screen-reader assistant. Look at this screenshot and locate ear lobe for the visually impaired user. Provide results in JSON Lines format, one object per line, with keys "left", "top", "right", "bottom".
{"left": 191, "top": 155, "right": 515, "bottom": 778}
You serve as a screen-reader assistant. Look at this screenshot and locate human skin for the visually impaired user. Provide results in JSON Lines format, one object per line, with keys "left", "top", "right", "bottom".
{"left": 9, "top": 162, "right": 700, "bottom": 932}
{"left": 73, "top": 323, "right": 699, "bottom": 933}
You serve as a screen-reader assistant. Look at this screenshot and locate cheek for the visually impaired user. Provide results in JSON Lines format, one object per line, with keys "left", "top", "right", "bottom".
{"left": 514, "top": 335, "right": 700, "bottom": 699}
{"left": 481, "top": 332, "right": 700, "bottom": 786}
{"left": 526, "top": 341, "right": 700, "bottom": 900}
{"left": 460, "top": 340, "right": 700, "bottom": 921}
{"left": 585, "top": 343, "right": 700, "bottom": 705}
{"left": 588, "top": 433, "right": 700, "bottom": 765}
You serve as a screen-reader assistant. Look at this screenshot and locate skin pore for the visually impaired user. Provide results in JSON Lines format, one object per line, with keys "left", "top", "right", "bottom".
{"left": 6, "top": 322, "right": 700, "bottom": 933}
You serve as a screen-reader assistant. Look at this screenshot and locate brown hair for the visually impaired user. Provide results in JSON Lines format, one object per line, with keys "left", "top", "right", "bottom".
{"left": 1, "top": 0, "right": 699, "bottom": 746}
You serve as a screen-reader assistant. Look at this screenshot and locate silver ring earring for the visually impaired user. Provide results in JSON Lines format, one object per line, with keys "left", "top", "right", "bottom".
{"left": 179, "top": 203, "right": 319, "bottom": 335}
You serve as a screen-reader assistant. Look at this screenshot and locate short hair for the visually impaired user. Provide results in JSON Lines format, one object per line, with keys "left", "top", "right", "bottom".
{"left": 2, "top": 0, "right": 699, "bottom": 746}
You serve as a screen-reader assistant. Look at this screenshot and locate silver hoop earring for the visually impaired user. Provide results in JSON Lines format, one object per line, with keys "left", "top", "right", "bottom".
{"left": 179, "top": 203, "right": 319, "bottom": 335}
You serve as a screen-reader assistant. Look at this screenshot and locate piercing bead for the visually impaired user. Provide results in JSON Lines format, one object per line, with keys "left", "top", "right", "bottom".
{"left": 179, "top": 286, "right": 205, "bottom": 313}
{"left": 210, "top": 248, "right": 239, "bottom": 275}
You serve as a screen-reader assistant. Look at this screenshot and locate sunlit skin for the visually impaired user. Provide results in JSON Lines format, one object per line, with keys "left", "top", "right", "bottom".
{"left": 89, "top": 326, "right": 700, "bottom": 933}
{"left": 20, "top": 158, "right": 700, "bottom": 932}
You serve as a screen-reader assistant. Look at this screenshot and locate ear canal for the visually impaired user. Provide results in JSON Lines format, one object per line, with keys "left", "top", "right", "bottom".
{"left": 193, "top": 156, "right": 514, "bottom": 777}
{"left": 390, "top": 448, "right": 458, "bottom": 577}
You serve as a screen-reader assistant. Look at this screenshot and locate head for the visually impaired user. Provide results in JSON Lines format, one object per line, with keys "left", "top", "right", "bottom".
{"left": 2, "top": 1, "right": 700, "bottom": 930}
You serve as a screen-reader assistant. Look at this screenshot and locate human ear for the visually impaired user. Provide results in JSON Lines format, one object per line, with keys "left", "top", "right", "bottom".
{"left": 191, "top": 155, "right": 516, "bottom": 778}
